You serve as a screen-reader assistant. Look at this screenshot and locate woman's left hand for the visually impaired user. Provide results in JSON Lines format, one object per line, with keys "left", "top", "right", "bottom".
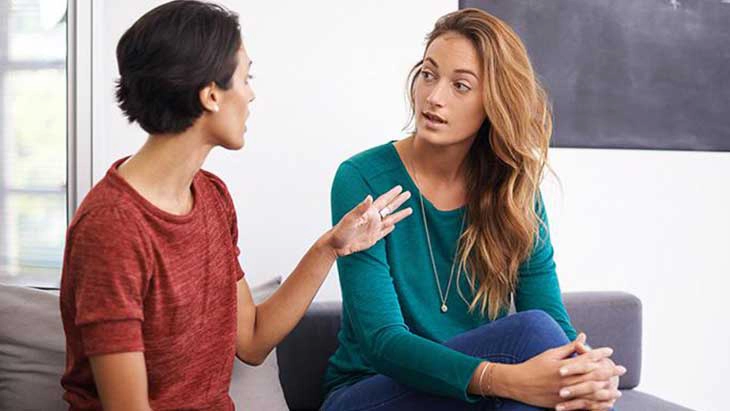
{"left": 555, "top": 336, "right": 626, "bottom": 411}
{"left": 327, "top": 185, "right": 412, "bottom": 257}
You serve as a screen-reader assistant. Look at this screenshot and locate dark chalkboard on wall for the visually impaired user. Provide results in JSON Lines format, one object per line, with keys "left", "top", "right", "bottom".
{"left": 460, "top": 0, "right": 730, "bottom": 151}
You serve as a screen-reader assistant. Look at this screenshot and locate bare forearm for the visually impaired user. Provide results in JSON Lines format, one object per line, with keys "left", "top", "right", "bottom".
{"left": 241, "top": 231, "right": 336, "bottom": 362}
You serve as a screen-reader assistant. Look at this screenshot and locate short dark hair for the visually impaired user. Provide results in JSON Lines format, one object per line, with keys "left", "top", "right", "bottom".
{"left": 115, "top": 0, "right": 242, "bottom": 134}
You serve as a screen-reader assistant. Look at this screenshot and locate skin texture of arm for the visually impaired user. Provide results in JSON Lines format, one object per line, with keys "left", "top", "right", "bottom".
{"left": 235, "top": 187, "right": 412, "bottom": 365}
{"left": 89, "top": 352, "right": 153, "bottom": 411}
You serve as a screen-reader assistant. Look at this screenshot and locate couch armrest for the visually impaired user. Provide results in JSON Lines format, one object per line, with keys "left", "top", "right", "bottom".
{"left": 563, "top": 291, "right": 642, "bottom": 389}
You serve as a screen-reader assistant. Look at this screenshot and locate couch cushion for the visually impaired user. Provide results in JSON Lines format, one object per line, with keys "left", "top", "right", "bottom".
{"left": 0, "top": 284, "right": 66, "bottom": 411}
{"left": 0, "top": 277, "right": 288, "bottom": 411}
{"left": 619, "top": 389, "right": 694, "bottom": 411}
{"left": 277, "top": 300, "right": 342, "bottom": 410}
{"left": 229, "top": 276, "right": 288, "bottom": 411}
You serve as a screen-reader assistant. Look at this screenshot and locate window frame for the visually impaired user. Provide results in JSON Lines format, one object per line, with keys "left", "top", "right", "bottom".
{"left": 0, "top": 0, "right": 94, "bottom": 286}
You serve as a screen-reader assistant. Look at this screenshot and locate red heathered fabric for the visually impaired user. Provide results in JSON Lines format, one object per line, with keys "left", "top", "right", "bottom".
{"left": 59, "top": 158, "right": 245, "bottom": 411}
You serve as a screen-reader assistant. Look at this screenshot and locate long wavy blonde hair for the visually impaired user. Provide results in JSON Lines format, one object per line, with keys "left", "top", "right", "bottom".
{"left": 407, "top": 8, "right": 553, "bottom": 319}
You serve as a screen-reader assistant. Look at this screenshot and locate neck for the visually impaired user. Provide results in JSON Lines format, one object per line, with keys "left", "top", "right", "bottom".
{"left": 118, "top": 125, "right": 214, "bottom": 214}
{"left": 409, "top": 133, "right": 474, "bottom": 185}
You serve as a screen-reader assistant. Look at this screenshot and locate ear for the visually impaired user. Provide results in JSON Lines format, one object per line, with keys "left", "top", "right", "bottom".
{"left": 199, "top": 82, "right": 221, "bottom": 113}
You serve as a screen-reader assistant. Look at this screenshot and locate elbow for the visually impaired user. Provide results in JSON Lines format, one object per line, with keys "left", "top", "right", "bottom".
{"left": 361, "top": 326, "right": 402, "bottom": 369}
{"left": 235, "top": 345, "right": 268, "bottom": 367}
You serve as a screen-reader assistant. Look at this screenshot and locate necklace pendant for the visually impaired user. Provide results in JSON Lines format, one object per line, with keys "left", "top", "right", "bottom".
{"left": 440, "top": 303, "right": 448, "bottom": 313}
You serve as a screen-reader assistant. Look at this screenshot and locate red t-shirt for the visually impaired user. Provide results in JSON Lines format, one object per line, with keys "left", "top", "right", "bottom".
{"left": 60, "top": 158, "right": 245, "bottom": 410}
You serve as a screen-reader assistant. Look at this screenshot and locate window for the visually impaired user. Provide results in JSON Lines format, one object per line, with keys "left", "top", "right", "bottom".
{"left": 0, "top": 0, "right": 67, "bottom": 287}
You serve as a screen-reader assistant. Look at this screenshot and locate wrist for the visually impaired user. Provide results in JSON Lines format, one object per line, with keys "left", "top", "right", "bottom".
{"left": 315, "top": 230, "right": 339, "bottom": 261}
{"left": 491, "top": 363, "right": 520, "bottom": 400}
{"left": 468, "top": 361, "right": 488, "bottom": 395}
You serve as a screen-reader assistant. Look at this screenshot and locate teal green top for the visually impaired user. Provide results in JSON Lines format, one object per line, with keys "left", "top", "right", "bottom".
{"left": 323, "top": 142, "right": 577, "bottom": 402}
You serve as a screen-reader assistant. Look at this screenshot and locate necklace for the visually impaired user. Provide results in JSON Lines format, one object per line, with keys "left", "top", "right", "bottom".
{"left": 419, "top": 192, "right": 465, "bottom": 313}
{"left": 408, "top": 148, "right": 466, "bottom": 314}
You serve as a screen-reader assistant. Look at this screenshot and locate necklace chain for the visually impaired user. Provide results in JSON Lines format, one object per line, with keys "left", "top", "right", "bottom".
{"left": 418, "top": 191, "right": 465, "bottom": 313}
{"left": 408, "top": 144, "right": 466, "bottom": 313}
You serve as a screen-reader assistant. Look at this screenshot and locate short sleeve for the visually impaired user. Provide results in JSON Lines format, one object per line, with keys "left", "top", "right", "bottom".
{"left": 204, "top": 171, "right": 245, "bottom": 280}
{"left": 67, "top": 208, "right": 152, "bottom": 356}
{"left": 225, "top": 194, "right": 245, "bottom": 281}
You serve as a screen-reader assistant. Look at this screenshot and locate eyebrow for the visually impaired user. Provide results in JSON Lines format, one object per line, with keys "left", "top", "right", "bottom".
{"left": 424, "top": 57, "right": 479, "bottom": 80}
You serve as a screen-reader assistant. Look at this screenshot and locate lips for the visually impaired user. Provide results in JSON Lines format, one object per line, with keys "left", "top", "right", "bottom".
{"left": 422, "top": 111, "right": 447, "bottom": 124}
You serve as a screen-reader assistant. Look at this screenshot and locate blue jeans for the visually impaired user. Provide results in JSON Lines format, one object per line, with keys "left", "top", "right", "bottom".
{"left": 321, "top": 310, "right": 570, "bottom": 411}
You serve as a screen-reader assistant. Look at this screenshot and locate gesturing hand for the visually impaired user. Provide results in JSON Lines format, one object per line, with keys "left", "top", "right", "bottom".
{"left": 328, "top": 185, "right": 412, "bottom": 257}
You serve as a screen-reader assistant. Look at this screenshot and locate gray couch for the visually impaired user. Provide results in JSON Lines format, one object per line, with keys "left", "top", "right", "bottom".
{"left": 0, "top": 285, "right": 694, "bottom": 410}
{"left": 277, "top": 292, "right": 694, "bottom": 411}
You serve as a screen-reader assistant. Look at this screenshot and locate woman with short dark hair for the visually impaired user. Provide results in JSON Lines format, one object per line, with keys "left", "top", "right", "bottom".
{"left": 59, "top": 2, "right": 411, "bottom": 410}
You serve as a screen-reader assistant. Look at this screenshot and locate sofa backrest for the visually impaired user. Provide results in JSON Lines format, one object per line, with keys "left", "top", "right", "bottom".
{"left": 0, "top": 281, "right": 289, "bottom": 411}
{"left": 276, "top": 292, "right": 643, "bottom": 411}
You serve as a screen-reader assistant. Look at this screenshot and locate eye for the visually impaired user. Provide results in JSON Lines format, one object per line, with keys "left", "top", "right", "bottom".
{"left": 420, "top": 70, "right": 435, "bottom": 81}
{"left": 454, "top": 82, "right": 471, "bottom": 92}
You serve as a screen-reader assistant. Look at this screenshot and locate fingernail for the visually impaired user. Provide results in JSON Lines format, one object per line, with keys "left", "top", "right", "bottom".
{"left": 618, "top": 366, "right": 627, "bottom": 374}
{"left": 556, "top": 405, "right": 565, "bottom": 411}
{"left": 559, "top": 367, "right": 568, "bottom": 376}
{"left": 617, "top": 391, "right": 623, "bottom": 397}
{"left": 560, "top": 389, "right": 570, "bottom": 398}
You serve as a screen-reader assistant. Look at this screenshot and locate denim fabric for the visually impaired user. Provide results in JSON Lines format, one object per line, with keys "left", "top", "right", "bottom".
{"left": 322, "top": 309, "right": 573, "bottom": 411}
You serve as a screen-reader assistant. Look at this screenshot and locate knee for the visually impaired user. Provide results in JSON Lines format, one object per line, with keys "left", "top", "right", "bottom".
{"left": 510, "top": 310, "right": 570, "bottom": 358}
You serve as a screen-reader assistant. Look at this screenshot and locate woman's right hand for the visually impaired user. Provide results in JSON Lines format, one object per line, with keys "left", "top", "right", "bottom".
{"left": 496, "top": 336, "right": 616, "bottom": 409}
{"left": 326, "top": 185, "right": 412, "bottom": 257}
{"left": 554, "top": 340, "right": 626, "bottom": 411}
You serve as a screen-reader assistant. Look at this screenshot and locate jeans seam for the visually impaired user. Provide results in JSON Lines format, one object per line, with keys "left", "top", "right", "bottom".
{"left": 483, "top": 353, "right": 519, "bottom": 363}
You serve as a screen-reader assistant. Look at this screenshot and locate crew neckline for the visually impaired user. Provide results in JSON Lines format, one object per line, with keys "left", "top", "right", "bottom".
{"left": 106, "top": 156, "right": 201, "bottom": 223}
{"left": 387, "top": 141, "right": 465, "bottom": 217}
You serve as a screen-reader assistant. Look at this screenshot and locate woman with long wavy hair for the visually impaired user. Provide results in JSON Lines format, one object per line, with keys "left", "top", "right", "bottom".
{"left": 323, "top": 8, "right": 626, "bottom": 411}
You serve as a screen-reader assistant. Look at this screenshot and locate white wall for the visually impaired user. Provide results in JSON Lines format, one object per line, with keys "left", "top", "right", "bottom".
{"left": 543, "top": 148, "right": 729, "bottom": 411}
{"left": 91, "top": 1, "right": 727, "bottom": 410}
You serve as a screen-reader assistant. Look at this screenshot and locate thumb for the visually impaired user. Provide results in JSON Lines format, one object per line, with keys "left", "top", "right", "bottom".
{"left": 574, "top": 333, "right": 591, "bottom": 354}
{"left": 357, "top": 195, "right": 373, "bottom": 214}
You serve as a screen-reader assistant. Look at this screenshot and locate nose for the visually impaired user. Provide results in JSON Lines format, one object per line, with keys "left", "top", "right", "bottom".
{"left": 425, "top": 80, "right": 446, "bottom": 108}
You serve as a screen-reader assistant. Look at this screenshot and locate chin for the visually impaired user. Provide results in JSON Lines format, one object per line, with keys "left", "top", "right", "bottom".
{"left": 231, "top": 137, "right": 245, "bottom": 150}
{"left": 221, "top": 135, "right": 245, "bottom": 151}
{"left": 416, "top": 123, "right": 474, "bottom": 148}
{"left": 416, "top": 127, "right": 459, "bottom": 147}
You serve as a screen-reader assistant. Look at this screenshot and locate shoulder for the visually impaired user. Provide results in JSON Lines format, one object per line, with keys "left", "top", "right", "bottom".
{"left": 198, "top": 168, "right": 236, "bottom": 209}
{"left": 71, "top": 177, "right": 145, "bottom": 236}
{"left": 67, "top": 205, "right": 150, "bottom": 265}
{"left": 335, "top": 141, "right": 402, "bottom": 183}
{"left": 199, "top": 169, "right": 230, "bottom": 197}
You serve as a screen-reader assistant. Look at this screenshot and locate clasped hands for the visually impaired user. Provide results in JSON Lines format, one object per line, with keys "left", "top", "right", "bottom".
{"left": 514, "top": 333, "right": 627, "bottom": 411}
